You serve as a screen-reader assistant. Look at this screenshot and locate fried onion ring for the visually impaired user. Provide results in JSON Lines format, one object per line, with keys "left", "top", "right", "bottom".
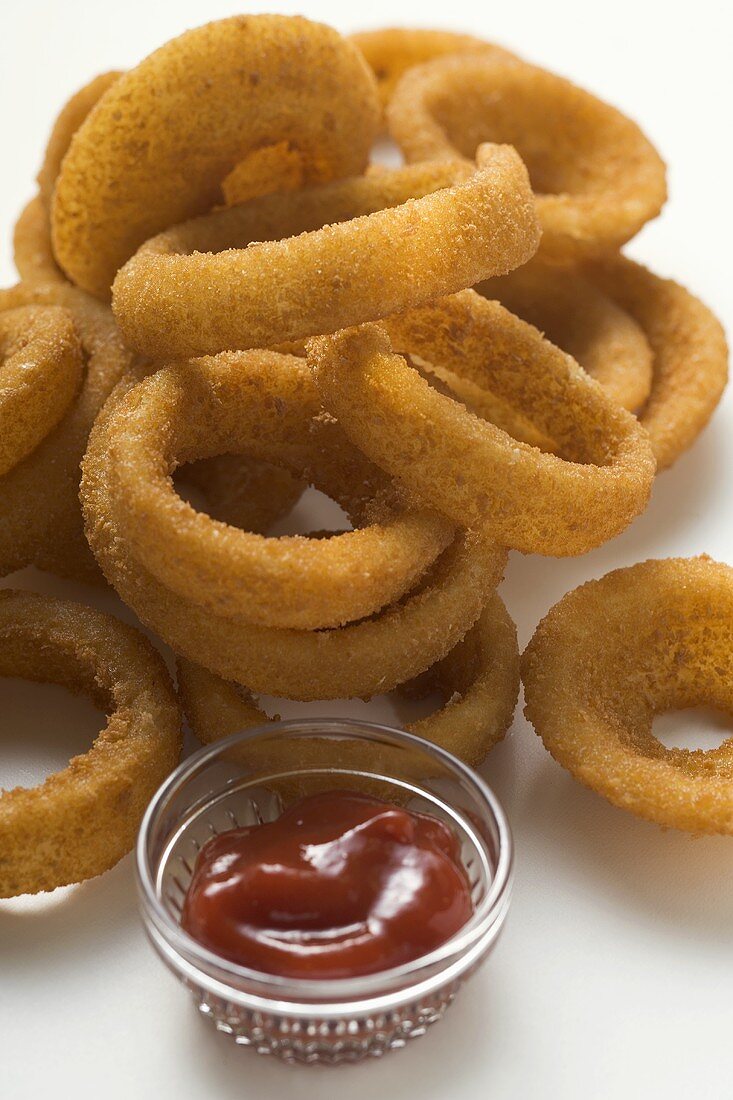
{"left": 82, "top": 375, "right": 506, "bottom": 700}
{"left": 584, "top": 256, "right": 729, "bottom": 471}
{"left": 112, "top": 145, "right": 539, "bottom": 359}
{"left": 311, "top": 291, "right": 656, "bottom": 556}
{"left": 0, "top": 282, "right": 135, "bottom": 581}
{"left": 52, "top": 15, "right": 381, "bottom": 298}
{"left": 387, "top": 53, "right": 667, "bottom": 261}
{"left": 0, "top": 589, "right": 181, "bottom": 896}
{"left": 349, "top": 27, "right": 517, "bottom": 106}
{"left": 88, "top": 352, "right": 453, "bottom": 629}
{"left": 522, "top": 557, "right": 733, "bottom": 836}
{"left": 0, "top": 305, "right": 82, "bottom": 476}
{"left": 177, "top": 591, "right": 519, "bottom": 767}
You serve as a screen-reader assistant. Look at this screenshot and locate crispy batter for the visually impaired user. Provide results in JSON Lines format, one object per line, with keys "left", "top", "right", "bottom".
{"left": 522, "top": 557, "right": 733, "bottom": 835}
{"left": 349, "top": 27, "right": 517, "bottom": 106}
{"left": 178, "top": 591, "right": 519, "bottom": 768}
{"left": 52, "top": 16, "right": 381, "bottom": 298}
{"left": 0, "top": 305, "right": 82, "bottom": 475}
{"left": 311, "top": 291, "right": 656, "bottom": 556}
{"left": 0, "top": 589, "right": 181, "bottom": 896}
{"left": 86, "top": 352, "right": 453, "bottom": 629}
{"left": 585, "top": 255, "right": 729, "bottom": 471}
{"left": 388, "top": 53, "right": 667, "bottom": 261}
{"left": 112, "top": 145, "right": 539, "bottom": 359}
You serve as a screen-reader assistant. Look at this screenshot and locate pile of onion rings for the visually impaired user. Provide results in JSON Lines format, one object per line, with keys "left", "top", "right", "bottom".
{"left": 0, "top": 590, "right": 181, "bottom": 897}
{"left": 81, "top": 357, "right": 507, "bottom": 700}
{"left": 0, "top": 14, "right": 730, "bottom": 902}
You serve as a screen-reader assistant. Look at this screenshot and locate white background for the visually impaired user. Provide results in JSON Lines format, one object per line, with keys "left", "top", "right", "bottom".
{"left": 1, "top": 1, "right": 732, "bottom": 1097}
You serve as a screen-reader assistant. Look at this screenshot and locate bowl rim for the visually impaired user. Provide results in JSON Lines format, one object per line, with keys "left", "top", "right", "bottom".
{"left": 136, "top": 717, "right": 513, "bottom": 1009}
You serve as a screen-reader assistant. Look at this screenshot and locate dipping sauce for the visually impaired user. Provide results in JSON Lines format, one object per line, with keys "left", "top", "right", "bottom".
{"left": 180, "top": 790, "right": 474, "bottom": 979}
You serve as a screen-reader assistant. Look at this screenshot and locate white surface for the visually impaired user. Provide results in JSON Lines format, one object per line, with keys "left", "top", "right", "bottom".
{"left": 1, "top": 1, "right": 732, "bottom": 1097}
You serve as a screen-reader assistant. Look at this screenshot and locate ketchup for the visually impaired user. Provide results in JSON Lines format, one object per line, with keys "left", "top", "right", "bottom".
{"left": 181, "top": 790, "right": 473, "bottom": 980}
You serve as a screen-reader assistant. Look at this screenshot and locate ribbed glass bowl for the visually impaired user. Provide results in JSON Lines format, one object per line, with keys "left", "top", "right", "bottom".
{"left": 136, "top": 719, "right": 513, "bottom": 1065}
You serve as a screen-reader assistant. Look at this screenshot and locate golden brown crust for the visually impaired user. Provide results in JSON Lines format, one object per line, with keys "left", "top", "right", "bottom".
{"left": 388, "top": 53, "right": 667, "bottom": 261}
{"left": 112, "top": 146, "right": 539, "bottom": 359}
{"left": 0, "top": 589, "right": 181, "bottom": 896}
{"left": 522, "top": 557, "right": 733, "bottom": 835}
{"left": 52, "top": 16, "right": 381, "bottom": 297}
{"left": 311, "top": 291, "right": 656, "bottom": 556}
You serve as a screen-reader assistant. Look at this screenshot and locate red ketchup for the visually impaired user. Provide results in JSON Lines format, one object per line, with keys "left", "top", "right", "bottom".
{"left": 181, "top": 790, "right": 474, "bottom": 980}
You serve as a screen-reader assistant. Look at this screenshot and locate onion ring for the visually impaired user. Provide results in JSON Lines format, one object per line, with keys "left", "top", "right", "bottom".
{"left": 522, "top": 557, "right": 733, "bottom": 836}
{"left": 349, "top": 27, "right": 517, "bottom": 106}
{"left": 87, "top": 351, "right": 454, "bottom": 629}
{"left": 0, "top": 305, "right": 82, "bottom": 476}
{"left": 311, "top": 291, "right": 656, "bottom": 556}
{"left": 0, "top": 281, "right": 135, "bottom": 581}
{"left": 112, "top": 144, "right": 539, "bottom": 359}
{"left": 52, "top": 15, "right": 381, "bottom": 298}
{"left": 177, "top": 591, "right": 519, "bottom": 768}
{"left": 0, "top": 589, "right": 181, "bottom": 896}
{"left": 387, "top": 53, "right": 667, "bottom": 261}
{"left": 82, "top": 375, "right": 506, "bottom": 700}
{"left": 37, "top": 71, "right": 122, "bottom": 207}
{"left": 584, "top": 255, "right": 729, "bottom": 471}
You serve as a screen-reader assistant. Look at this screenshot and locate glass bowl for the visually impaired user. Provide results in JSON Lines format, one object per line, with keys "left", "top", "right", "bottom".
{"left": 136, "top": 718, "right": 513, "bottom": 1065}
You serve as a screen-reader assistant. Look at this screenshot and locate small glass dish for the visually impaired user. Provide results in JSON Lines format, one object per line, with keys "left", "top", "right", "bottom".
{"left": 136, "top": 718, "right": 513, "bottom": 1066}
